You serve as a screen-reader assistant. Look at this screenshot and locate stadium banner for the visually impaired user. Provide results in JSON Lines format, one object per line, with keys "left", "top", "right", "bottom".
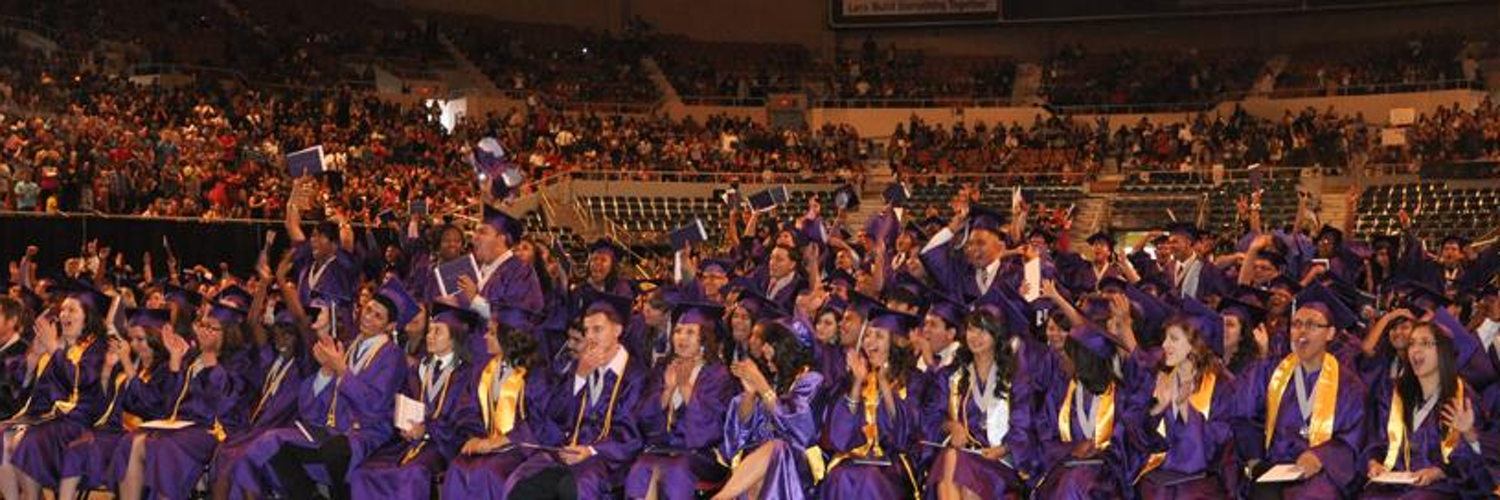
{"left": 830, "top": 0, "right": 1001, "bottom": 27}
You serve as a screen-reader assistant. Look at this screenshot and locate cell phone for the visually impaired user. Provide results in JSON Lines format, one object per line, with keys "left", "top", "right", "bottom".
{"left": 1312, "top": 258, "right": 1330, "bottom": 268}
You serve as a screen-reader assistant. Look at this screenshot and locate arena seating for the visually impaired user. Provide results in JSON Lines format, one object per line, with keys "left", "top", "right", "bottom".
{"left": 1356, "top": 182, "right": 1500, "bottom": 242}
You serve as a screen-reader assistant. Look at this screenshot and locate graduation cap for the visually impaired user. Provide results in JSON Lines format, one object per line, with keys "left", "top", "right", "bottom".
{"left": 883, "top": 279, "right": 928, "bottom": 311}
{"left": 1026, "top": 227, "right": 1056, "bottom": 245}
{"left": 699, "top": 258, "right": 734, "bottom": 277}
{"left": 588, "top": 239, "right": 626, "bottom": 263}
{"left": 882, "top": 183, "right": 910, "bottom": 207}
{"left": 126, "top": 308, "right": 171, "bottom": 330}
{"left": 430, "top": 302, "right": 484, "bottom": 339}
{"left": 924, "top": 293, "right": 967, "bottom": 330}
{"left": 482, "top": 205, "right": 525, "bottom": 244}
{"left": 967, "top": 205, "right": 1009, "bottom": 236}
{"left": 1429, "top": 306, "right": 1484, "bottom": 370}
{"left": 1371, "top": 234, "right": 1400, "bottom": 252}
{"left": 825, "top": 269, "right": 856, "bottom": 291}
{"left": 68, "top": 285, "right": 112, "bottom": 316}
{"left": 1316, "top": 225, "right": 1344, "bottom": 244}
{"left": 736, "top": 289, "right": 787, "bottom": 322}
{"left": 673, "top": 301, "right": 725, "bottom": 331}
{"left": 14, "top": 287, "right": 43, "bottom": 316}
{"left": 1217, "top": 294, "right": 1267, "bottom": 330}
{"left": 1267, "top": 275, "right": 1302, "bottom": 295}
{"left": 846, "top": 291, "right": 883, "bottom": 319}
{"left": 209, "top": 302, "right": 248, "bottom": 325}
{"left": 470, "top": 137, "right": 524, "bottom": 200}
{"left": 864, "top": 211, "right": 897, "bottom": 249}
{"left": 1086, "top": 231, "right": 1115, "bottom": 247}
{"left": 1440, "top": 235, "right": 1471, "bottom": 247}
{"left": 493, "top": 303, "right": 538, "bottom": 333}
{"left": 670, "top": 219, "right": 709, "bottom": 251}
{"left": 1165, "top": 222, "right": 1199, "bottom": 240}
{"left": 373, "top": 279, "right": 419, "bottom": 329}
{"left": 1397, "top": 279, "right": 1452, "bottom": 311}
{"left": 820, "top": 295, "right": 849, "bottom": 316}
{"left": 1295, "top": 282, "right": 1359, "bottom": 331}
{"left": 865, "top": 306, "right": 920, "bottom": 339}
{"left": 775, "top": 316, "right": 817, "bottom": 350}
{"left": 831, "top": 185, "right": 859, "bottom": 211}
{"left": 1136, "top": 274, "right": 1172, "bottom": 297}
{"left": 581, "top": 289, "right": 634, "bottom": 325}
{"left": 271, "top": 302, "right": 298, "bottom": 327}
{"left": 1098, "top": 275, "right": 1130, "bottom": 293}
{"left": 216, "top": 285, "right": 253, "bottom": 312}
{"left": 1068, "top": 323, "right": 1118, "bottom": 360}
{"left": 1179, "top": 297, "right": 1226, "bottom": 357}
{"left": 161, "top": 282, "right": 203, "bottom": 311}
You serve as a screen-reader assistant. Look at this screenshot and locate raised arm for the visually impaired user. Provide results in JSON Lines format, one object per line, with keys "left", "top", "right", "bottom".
{"left": 285, "top": 182, "right": 307, "bottom": 245}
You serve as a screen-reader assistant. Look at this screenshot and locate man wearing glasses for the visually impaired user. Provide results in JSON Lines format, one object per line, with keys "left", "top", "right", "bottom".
{"left": 1235, "top": 300, "right": 1367, "bottom": 499}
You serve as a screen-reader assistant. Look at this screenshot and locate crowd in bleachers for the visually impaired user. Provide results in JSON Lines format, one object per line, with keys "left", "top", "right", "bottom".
{"left": 1275, "top": 33, "right": 1477, "bottom": 95}
{"left": 1042, "top": 44, "right": 1265, "bottom": 108}
{"left": 822, "top": 39, "right": 1018, "bottom": 102}
{"left": 442, "top": 18, "right": 660, "bottom": 107}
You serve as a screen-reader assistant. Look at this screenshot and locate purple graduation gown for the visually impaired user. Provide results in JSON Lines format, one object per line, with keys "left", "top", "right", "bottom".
{"left": 1232, "top": 355, "right": 1366, "bottom": 498}
{"left": 1361, "top": 386, "right": 1492, "bottom": 499}
{"left": 62, "top": 366, "right": 170, "bottom": 490}
{"left": 480, "top": 255, "right": 544, "bottom": 314}
{"left": 348, "top": 352, "right": 477, "bottom": 495}
{"left": 211, "top": 351, "right": 309, "bottom": 500}
{"left": 719, "top": 370, "right": 825, "bottom": 500}
{"left": 507, "top": 350, "right": 650, "bottom": 498}
{"left": 10, "top": 336, "right": 108, "bottom": 487}
{"left": 625, "top": 363, "right": 734, "bottom": 500}
{"left": 122, "top": 359, "right": 242, "bottom": 499}
{"left": 0, "top": 337, "right": 31, "bottom": 418}
{"left": 921, "top": 358, "right": 1047, "bottom": 499}
{"left": 293, "top": 243, "right": 359, "bottom": 337}
{"left": 1126, "top": 369, "right": 1239, "bottom": 499}
{"left": 818, "top": 368, "right": 928, "bottom": 499}
{"left": 1034, "top": 376, "right": 1131, "bottom": 500}
{"left": 248, "top": 334, "right": 407, "bottom": 492}
{"left": 350, "top": 356, "right": 481, "bottom": 500}
{"left": 441, "top": 360, "right": 559, "bottom": 500}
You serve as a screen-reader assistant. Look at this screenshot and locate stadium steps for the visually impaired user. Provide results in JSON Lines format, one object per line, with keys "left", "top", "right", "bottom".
{"left": 1255, "top": 54, "right": 1289, "bottom": 93}
{"left": 640, "top": 57, "right": 682, "bottom": 104}
{"left": 1011, "top": 62, "right": 1045, "bottom": 104}
{"left": 436, "top": 31, "right": 503, "bottom": 95}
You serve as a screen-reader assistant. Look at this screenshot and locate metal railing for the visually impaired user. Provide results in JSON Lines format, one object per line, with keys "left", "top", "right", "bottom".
{"left": 1264, "top": 78, "right": 1480, "bottom": 99}
{"left": 812, "top": 95, "right": 1017, "bottom": 109}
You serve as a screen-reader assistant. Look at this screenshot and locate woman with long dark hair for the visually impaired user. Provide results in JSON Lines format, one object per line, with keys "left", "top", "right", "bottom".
{"left": 820, "top": 307, "right": 928, "bottom": 498}
{"left": 1034, "top": 323, "right": 1130, "bottom": 499}
{"left": 626, "top": 301, "right": 734, "bottom": 499}
{"left": 56, "top": 308, "right": 171, "bottom": 500}
{"left": 1, "top": 289, "right": 111, "bottom": 500}
{"left": 710, "top": 319, "right": 822, "bottom": 500}
{"left": 1361, "top": 321, "right": 1488, "bottom": 498}
{"left": 926, "top": 303, "right": 1047, "bottom": 500}
{"left": 1130, "top": 315, "right": 1238, "bottom": 498}
{"left": 1357, "top": 309, "right": 1418, "bottom": 412}
{"left": 1219, "top": 295, "right": 1269, "bottom": 378}
{"left": 441, "top": 311, "right": 553, "bottom": 499}
{"left": 115, "top": 299, "right": 248, "bottom": 500}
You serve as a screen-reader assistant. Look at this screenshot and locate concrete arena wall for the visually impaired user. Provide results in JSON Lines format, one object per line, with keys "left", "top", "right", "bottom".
{"left": 669, "top": 89, "right": 1489, "bottom": 136}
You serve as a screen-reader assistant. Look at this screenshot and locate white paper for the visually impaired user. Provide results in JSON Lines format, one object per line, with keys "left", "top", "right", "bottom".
{"left": 1023, "top": 258, "right": 1042, "bottom": 302}
{"left": 138, "top": 419, "right": 195, "bottom": 430}
{"left": 395, "top": 394, "right": 425, "bottom": 432}
{"left": 1256, "top": 464, "right": 1305, "bottom": 483}
{"left": 1370, "top": 471, "right": 1420, "bottom": 485}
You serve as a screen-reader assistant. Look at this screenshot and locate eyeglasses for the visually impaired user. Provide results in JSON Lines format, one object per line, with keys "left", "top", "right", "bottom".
{"left": 1290, "top": 320, "right": 1330, "bottom": 331}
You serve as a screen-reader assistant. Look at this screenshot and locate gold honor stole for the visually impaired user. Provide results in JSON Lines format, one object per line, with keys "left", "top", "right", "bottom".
{"left": 1135, "top": 371, "right": 1217, "bottom": 484}
{"left": 1058, "top": 380, "right": 1116, "bottom": 450}
{"left": 828, "top": 374, "right": 920, "bottom": 494}
{"left": 1264, "top": 353, "right": 1339, "bottom": 450}
{"left": 51, "top": 336, "right": 97, "bottom": 415}
{"left": 402, "top": 359, "right": 459, "bottom": 465}
{"left": 326, "top": 336, "right": 391, "bottom": 428}
{"left": 1382, "top": 381, "right": 1465, "bottom": 470}
{"left": 479, "top": 360, "right": 527, "bottom": 438}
